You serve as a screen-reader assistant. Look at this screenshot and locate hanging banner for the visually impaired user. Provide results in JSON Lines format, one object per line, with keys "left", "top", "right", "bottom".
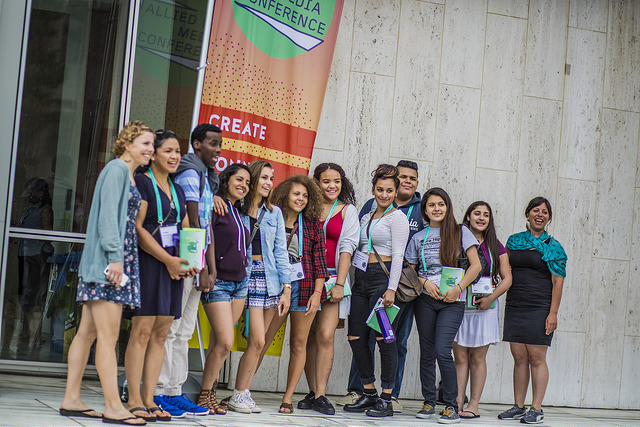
{"left": 198, "top": 0, "right": 344, "bottom": 180}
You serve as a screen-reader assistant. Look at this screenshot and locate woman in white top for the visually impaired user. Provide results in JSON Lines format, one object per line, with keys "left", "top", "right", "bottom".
{"left": 405, "top": 187, "right": 482, "bottom": 423}
{"left": 295, "top": 163, "right": 359, "bottom": 415}
{"left": 343, "top": 164, "right": 409, "bottom": 418}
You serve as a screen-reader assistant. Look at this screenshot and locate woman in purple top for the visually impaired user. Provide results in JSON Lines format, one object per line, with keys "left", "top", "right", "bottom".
{"left": 199, "top": 164, "right": 251, "bottom": 415}
{"left": 453, "top": 201, "right": 512, "bottom": 419}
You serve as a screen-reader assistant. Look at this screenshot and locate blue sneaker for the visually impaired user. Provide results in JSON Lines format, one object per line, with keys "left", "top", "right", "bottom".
{"left": 166, "top": 394, "right": 209, "bottom": 416}
{"left": 154, "top": 395, "right": 186, "bottom": 418}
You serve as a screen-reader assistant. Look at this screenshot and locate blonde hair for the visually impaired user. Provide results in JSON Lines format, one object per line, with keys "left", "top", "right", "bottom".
{"left": 112, "top": 120, "right": 153, "bottom": 157}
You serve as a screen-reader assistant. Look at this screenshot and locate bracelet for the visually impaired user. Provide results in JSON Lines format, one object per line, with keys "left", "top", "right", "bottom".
{"left": 335, "top": 283, "right": 344, "bottom": 287}
{"left": 283, "top": 283, "right": 292, "bottom": 289}
{"left": 314, "top": 289, "right": 322, "bottom": 294}
{"left": 456, "top": 283, "right": 463, "bottom": 291}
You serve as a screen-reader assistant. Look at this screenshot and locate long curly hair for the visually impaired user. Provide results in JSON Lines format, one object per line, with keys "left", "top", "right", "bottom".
{"left": 312, "top": 162, "right": 356, "bottom": 205}
{"left": 271, "top": 175, "right": 323, "bottom": 221}
{"left": 421, "top": 187, "right": 461, "bottom": 267}
{"left": 463, "top": 201, "right": 501, "bottom": 284}
{"left": 112, "top": 120, "right": 153, "bottom": 157}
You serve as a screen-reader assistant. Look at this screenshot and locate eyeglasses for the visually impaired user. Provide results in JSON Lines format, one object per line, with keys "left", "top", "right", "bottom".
{"left": 155, "top": 129, "right": 175, "bottom": 136}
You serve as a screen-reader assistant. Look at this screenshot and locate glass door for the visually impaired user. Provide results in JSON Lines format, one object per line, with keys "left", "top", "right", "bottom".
{"left": 1, "top": 0, "right": 130, "bottom": 363}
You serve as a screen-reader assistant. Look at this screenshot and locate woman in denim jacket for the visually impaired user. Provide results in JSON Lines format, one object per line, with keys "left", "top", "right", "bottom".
{"left": 222, "top": 160, "right": 292, "bottom": 413}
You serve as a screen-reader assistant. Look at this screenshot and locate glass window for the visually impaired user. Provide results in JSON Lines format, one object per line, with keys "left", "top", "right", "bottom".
{"left": 129, "top": 0, "right": 208, "bottom": 149}
{"left": 2, "top": 0, "right": 130, "bottom": 363}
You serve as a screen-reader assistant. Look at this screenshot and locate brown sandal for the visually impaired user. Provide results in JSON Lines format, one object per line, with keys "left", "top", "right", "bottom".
{"left": 279, "top": 402, "right": 294, "bottom": 414}
{"left": 219, "top": 395, "right": 231, "bottom": 407}
{"left": 196, "top": 381, "right": 227, "bottom": 415}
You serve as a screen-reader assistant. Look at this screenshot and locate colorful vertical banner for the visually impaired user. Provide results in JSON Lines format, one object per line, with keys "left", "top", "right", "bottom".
{"left": 198, "top": 0, "right": 344, "bottom": 180}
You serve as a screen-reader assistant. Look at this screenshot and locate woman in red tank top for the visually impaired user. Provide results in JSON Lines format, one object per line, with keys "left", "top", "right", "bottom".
{"left": 293, "top": 163, "right": 360, "bottom": 415}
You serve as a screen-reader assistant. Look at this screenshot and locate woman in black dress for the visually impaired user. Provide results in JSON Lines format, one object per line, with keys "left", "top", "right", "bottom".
{"left": 124, "top": 130, "right": 199, "bottom": 421}
{"left": 499, "top": 197, "right": 567, "bottom": 425}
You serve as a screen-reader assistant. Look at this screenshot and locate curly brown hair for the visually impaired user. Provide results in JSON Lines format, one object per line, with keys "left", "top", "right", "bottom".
{"left": 271, "top": 175, "right": 323, "bottom": 221}
{"left": 112, "top": 120, "right": 153, "bottom": 157}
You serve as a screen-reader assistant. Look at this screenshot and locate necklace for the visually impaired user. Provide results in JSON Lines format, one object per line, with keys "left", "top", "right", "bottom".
{"left": 154, "top": 174, "right": 174, "bottom": 209}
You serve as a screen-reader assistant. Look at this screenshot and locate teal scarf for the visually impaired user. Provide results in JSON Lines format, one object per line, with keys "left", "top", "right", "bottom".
{"left": 506, "top": 230, "right": 567, "bottom": 278}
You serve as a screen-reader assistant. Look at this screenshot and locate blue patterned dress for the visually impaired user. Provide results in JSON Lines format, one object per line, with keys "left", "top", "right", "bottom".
{"left": 76, "top": 184, "right": 142, "bottom": 309}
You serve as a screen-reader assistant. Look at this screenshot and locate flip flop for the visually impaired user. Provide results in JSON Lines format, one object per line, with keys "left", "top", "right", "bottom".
{"left": 102, "top": 415, "right": 146, "bottom": 425}
{"left": 147, "top": 407, "right": 171, "bottom": 422}
{"left": 59, "top": 408, "right": 103, "bottom": 418}
{"left": 459, "top": 410, "right": 480, "bottom": 419}
{"left": 278, "top": 402, "right": 294, "bottom": 414}
{"left": 128, "top": 407, "right": 156, "bottom": 422}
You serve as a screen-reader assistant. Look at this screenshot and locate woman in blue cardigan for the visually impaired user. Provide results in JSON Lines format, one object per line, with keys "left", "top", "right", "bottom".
{"left": 60, "top": 121, "right": 154, "bottom": 426}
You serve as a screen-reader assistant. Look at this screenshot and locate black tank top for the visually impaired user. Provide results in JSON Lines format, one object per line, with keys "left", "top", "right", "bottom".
{"left": 506, "top": 248, "right": 553, "bottom": 309}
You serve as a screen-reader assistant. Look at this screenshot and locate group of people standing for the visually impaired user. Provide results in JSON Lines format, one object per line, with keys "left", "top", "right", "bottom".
{"left": 58, "top": 121, "right": 567, "bottom": 425}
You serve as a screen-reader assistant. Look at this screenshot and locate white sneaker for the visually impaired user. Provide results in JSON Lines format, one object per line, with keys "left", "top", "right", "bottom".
{"left": 245, "top": 390, "right": 262, "bottom": 413}
{"left": 391, "top": 397, "right": 403, "bottom": 413}
{"left": 336, "top": 391, "right": 361, "bottom": 406}
{"left": 228, "top": 391, "right": 253, "bottom": 414}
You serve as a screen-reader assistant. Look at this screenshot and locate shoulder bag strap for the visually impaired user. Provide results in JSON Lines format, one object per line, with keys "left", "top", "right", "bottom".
{"left": 372, "top": 246, "right": 391, "bottom": 278}
{"left": 246, "top": 206, "right": 266, "bottom": 250}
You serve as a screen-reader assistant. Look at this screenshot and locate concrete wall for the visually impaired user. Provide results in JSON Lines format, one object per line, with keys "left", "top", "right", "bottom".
{"left": 231, "top": 0, "right": 640, "bottom": 409}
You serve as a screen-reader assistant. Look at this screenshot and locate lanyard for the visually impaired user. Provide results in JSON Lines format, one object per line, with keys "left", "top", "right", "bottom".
{"left": 359, "top": 205, "right": 393, "bottom": 252}
{"left": 405, "top": 204, "right": 414, "bottom": 219}
{"left": 148, "top": 169, "right": 180, "bottom": 224}
{"left": 323, "top": 199, "right": 339, "bottom": 238}
{"left": 486, "top": 242, "right": 494, "bottom": 275}
{"left": 203, "top": 177, "right": 212, "bottom": 223}
{"left": 420, "top": 225, "right": 431, "bottom": 272}
{"left": 297, "top": 212, "right": 303, "bottom": 258}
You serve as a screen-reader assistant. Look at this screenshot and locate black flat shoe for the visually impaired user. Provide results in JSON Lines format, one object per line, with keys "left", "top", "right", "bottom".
{"left": 343, "top": 393, "right": 378, "bottom": 413}
{"left": 366, "top": 398, "right": 393, "bottom": 417}
{"left": 297, "top": 391, "right": 315, "bottom": 410}
{"left": 312, "top": 395, "right": 335, "bottom": 415}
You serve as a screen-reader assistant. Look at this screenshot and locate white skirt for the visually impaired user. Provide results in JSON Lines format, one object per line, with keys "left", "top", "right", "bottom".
{"left": 454, "top": 305, "right": 500, "bottom": 348}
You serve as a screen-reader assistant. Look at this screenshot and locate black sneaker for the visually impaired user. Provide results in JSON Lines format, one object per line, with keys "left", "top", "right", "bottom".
{"left": 520, "top": 407, "right": 544, "bottom": 424}
{"left": 312, "top": 395, "right": 335, "bottom": 415}
{"left": 343, "top": 393, "right": 378, "bottom": 413}
{"left": 365, "top": 397, "right": 393, "bottom": 417}
{"left": 297, "top": 391, "right": 315, "bottom": 410}
{"left": 498, "top": 404, "right": 527, "bottom": 420}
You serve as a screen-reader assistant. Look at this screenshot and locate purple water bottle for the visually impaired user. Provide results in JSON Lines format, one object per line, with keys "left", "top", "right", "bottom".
{"left": 375, "top": 305, "right": 396, "bottom": 343}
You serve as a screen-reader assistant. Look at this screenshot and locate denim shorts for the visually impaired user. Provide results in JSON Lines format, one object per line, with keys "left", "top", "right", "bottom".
{"left": 201, "top": 276, "right": 248, "bottom": 303}
{"left": 289, "top": 280, "right": 321, "bottom": 312}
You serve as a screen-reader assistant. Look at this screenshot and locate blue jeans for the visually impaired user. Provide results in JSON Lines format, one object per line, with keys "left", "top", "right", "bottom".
{"left": 347, "top": 299, "right": 414, "bottom": 398}
{"left": 413, "top": 294, "right": 464, "bottom": 410}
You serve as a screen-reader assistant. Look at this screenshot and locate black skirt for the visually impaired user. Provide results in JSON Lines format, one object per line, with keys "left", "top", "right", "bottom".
{"left": 503, "top": 304, "right": 553, "bottom": 346}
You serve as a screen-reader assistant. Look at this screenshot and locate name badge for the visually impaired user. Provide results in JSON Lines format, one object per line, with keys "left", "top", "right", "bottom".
{"left": 160, "top": 224, "right": 179, "bottom": 248}
{"left": 352, "top": 250, "right": 369, "bottom": 272}
{"left": 290, "top": 262, "right": 305, "bottom": 282}
{"left": 471, "top": 276, "right": 493, "bottom": 294}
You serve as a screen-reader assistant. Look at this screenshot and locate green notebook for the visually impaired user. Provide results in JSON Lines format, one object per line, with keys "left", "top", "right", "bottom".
{"left": 324, "top": 275, "right": 352, "bottom": 297}
{"left": 179, "top": 228, "right": 206, "bottom": 270}
{"left": 440, "top": 266, "right": 464, "bottom": 301}
{"left": 365, "top": 297, "right": 400, "bottom": 333}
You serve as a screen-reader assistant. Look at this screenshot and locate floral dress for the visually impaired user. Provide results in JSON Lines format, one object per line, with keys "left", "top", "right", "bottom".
{"left": 76, "top": 184, "right": 142, "bottom": 309}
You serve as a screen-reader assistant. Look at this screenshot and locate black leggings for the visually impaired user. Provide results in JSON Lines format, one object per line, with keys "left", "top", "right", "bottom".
{"left": 348, "top": 263, "right": 403, "bottom": 390}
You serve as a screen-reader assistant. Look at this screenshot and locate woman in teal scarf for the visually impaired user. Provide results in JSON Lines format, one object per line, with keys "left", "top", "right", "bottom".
{"left": 498, "top": 197, "right": 567, "bottom": 425}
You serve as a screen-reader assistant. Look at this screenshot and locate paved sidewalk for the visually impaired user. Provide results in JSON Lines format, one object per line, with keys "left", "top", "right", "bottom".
{"left": 0, "top": 373, "right": 638, "bottom": 427}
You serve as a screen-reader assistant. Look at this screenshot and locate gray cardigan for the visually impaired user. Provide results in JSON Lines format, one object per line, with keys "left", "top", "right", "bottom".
{"left": 78, "top": 159, "right": 130, "bottom": 284}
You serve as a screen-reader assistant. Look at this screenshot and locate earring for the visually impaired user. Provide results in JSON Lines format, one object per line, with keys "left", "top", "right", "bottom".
{"left": 525, "top": 219, "right": 530, "bottom": 230}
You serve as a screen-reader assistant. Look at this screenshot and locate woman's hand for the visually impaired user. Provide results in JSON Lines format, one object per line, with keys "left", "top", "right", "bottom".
{"left": 545, "top": 311, "right": 558, "bottom": 335}
{"left": 105, "top": 261, "right": 124, "bottom": 286}
{"left": 423, "top": 278, "right": 443, "bottom": 300}
{"left": 475, "top": 296, "right": 493, "bottom": 311}
{"left": 328, "top": 283, "right": 344, "bottom": 302}
{"left": 442, "top": 285, "right": 462, "bottom": 303}
{"left": 306, "top": 292, "right": 321, "bottom": 316}
{"left": 196, "top": 268, "right": 215, "bottom": 292}
{"left": 382, "top": 289, "right": 396, "bottom": 307}
{"left": 165, "top": 257, "right": 194, "bottom": 280}
{"left": 212, "top": 195, "right": 228, "bottom": 216}
{"left": 277, "top": 287, "right": 291, "bottom": 316}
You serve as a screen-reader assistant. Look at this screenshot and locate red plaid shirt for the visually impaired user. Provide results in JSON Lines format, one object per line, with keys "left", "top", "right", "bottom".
{"left": 294, "top": 218, "right": 328, "bottom": 306}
